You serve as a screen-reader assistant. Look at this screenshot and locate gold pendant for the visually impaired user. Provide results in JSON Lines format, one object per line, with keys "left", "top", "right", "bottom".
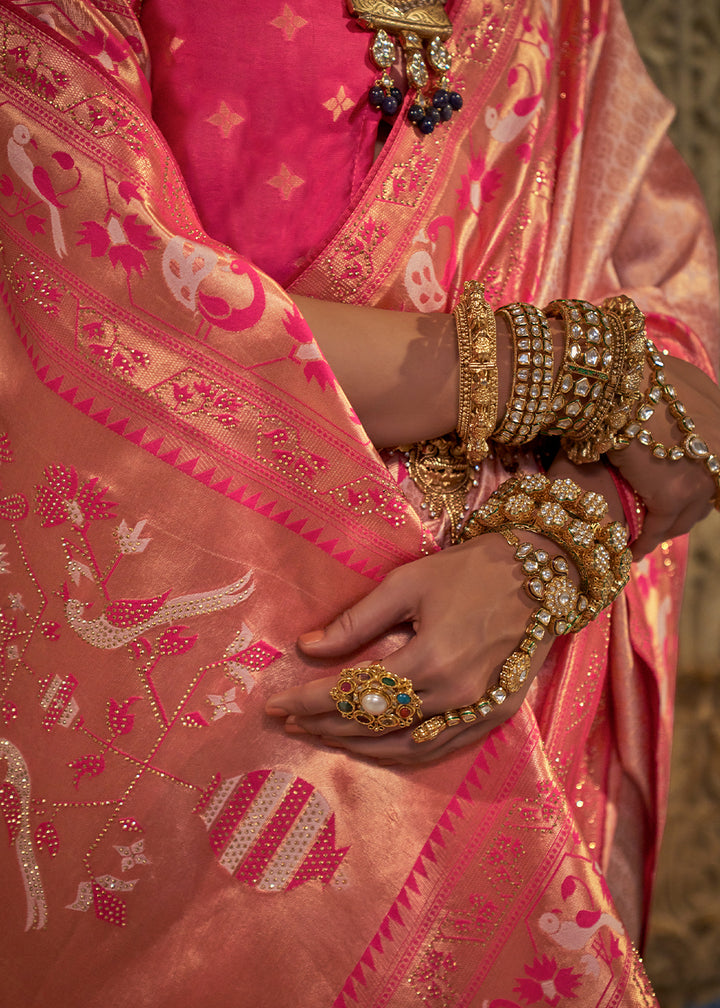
{"left": 406, "top": 435, "right": 475, "bottom": 541}
{"left": 346, "top": 0, "right": 463, "bottom": 133}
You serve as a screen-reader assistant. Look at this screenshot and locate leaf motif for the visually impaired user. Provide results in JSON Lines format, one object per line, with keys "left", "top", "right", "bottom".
{"left": 575, "top": 908, "right": 601, "bottom": 928}
{"left": 513, "top": 976, "right": 543, "bottom": 1004}
{"left": 107, "top": 696, "right": 140, "bottom": 735}
{"left": 69, "top": 754, "right": 105, "bottom": 789}
{"left": 35, "top": 821, "right": 60, "bottom": 857}
{"left": 77, "top": 220, "right": 110, "bottom": 258}
{"left": 554, "top": 965, "right": 582, "bottom": 996}
{"left": 118, "top": 180, "right": 141, "bottom": 204}
{"left": 76, "top": 476, "right": 116, "bottom": 522}
{"left": 25, "top": 214, "right": 46, "bottom": 236}
{"left": 198, "top": 292, "right": 230, "bottom": 318}
{"left": 92, "top": 881, "right": 127, "bottom": 926}
{"left": 283, "top": 302, "right": 313, "bottom": 345}
{"left": 109, "top": 243, "right": 148, "bottom": 276}
{"left": 52, "top": 151, "right": 74, "bottom": 170}
{"left": 480, "top": 168, "right": 503, "bottom": 204}
{"left": 122, "top": 214, "right": 159, "bottom": 251}
{"left": 105, "top": 35, "right": 129, "bottom": 65}
{"left": 158, "top": 625, "right": 198, "bottom": 656}
{"left": 77, "top": 28, "right": 104, "bottom": 57}
{"left": 182, "top": 712, "right": 208, "bottom": 728}
{"left": 560, "top": 875, "right": 576, "bottom": 900}
{"left": 513, "top": 93, "right": 542, "bottom": 117}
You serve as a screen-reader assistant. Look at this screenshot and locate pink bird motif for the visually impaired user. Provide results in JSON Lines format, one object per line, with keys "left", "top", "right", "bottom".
{"left": 7, "top": 124, "right": 67, "bottom": 257}
{"left": 64, "top": 571, "right": 255, "bottom": 649}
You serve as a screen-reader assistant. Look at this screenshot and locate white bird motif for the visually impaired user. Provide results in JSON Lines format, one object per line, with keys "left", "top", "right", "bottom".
{"left": 7, "top": 123, "right": 67, "bottom": 257}
{"left": 485, "top": 95, "right": 545, "bottom": 143}
{"left": 64, "top": 572, "right": 255, "bottom": 649}
{"left": 539, "top": 908, "right": 622, "bottom": 950}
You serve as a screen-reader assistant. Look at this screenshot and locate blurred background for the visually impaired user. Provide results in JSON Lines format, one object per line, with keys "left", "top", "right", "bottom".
{"left": 622, "top": 2, "right": 720, "bottom": 1005}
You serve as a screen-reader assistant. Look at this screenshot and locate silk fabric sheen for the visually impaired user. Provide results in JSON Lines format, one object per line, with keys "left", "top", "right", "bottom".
{"left": 0, "top": 1, "right": 717, "bottom": 1006}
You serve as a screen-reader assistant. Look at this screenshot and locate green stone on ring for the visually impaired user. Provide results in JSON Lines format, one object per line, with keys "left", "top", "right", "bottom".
{"left": 381, "top": 676, "right": 396, "bottom": 687}
{"left": 337, "top": 701, "right": 354, "bottom": 713}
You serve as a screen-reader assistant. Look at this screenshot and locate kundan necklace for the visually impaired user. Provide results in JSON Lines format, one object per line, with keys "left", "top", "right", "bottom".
{"left": 346, "top": 0, "right": 463, "bottom": 134}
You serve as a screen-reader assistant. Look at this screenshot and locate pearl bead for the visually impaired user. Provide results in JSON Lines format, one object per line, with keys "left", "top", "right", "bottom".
{"left": 360, "top": 692, "right": 389, "bottom": 715}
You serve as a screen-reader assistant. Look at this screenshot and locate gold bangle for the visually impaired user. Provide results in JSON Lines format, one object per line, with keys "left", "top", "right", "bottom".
{"left": 563, "top": 295, "right": 645, "bottom": 462}
{"left": 460, "top": 473, "right": 631, "bottom": 627}
{"left": 413, "top": 475, "right": 633, "bottom": 745}
{"left": 454, "top": 281, "right": 498, "bottom": 464}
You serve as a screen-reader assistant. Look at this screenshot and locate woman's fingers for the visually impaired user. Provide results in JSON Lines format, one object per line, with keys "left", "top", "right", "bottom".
{"left": 267, "top": 534, "right": 551, "bottom": 761}
{"left": 312, "top": 692, "right": 526, "bottom": 764}
{"left": 265, "top": 674, "right": 339, "bottom": 718}
{"left": 267, "top": 619, "right": 491, "bottom": 735}
{"left": 280, "top": 669, "right": 529, "bottom": 762}
{"left": 631, "top": 494, "right": 713, "bottom": 558}
{"left": 266, "top": 636, "right": 430, "bottom": 733}
{"left": 297, "top": 567, "right": 416, "bottom": 657}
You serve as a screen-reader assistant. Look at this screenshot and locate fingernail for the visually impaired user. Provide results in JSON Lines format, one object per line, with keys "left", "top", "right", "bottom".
{"left": 285, "top": 722, "right": 309, "bottom": 736}
{"left": 298, "top": 629, "right": 325, "bottom": 645}
{"left": 265, "top": 697, "right": 289, "bottom": 716}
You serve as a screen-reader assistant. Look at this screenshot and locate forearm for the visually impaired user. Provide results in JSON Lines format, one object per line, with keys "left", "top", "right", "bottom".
{"left": 294, "top": 294, "right": 515, "bottom": 447}
{"left": 295, "top": 294, "right": 717, "bottom": 551}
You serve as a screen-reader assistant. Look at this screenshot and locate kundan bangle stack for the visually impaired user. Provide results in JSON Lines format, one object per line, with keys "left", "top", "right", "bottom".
{"left": 446, "top": 283, "right": 719, "bottom": 507}
{"left": 402, "top": 285, "right": 719, "bottom": 546}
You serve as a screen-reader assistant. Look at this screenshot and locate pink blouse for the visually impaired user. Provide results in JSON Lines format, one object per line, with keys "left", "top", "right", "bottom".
{"left": 142, "top": 1, "right": 383, "bottom": 285}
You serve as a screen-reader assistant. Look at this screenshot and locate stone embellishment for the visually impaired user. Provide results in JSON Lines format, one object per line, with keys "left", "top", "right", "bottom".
{"left": 197, "top": 770, "right": 348, "bottom": 892}
{"left": 331, "top": 662, "right": 422, "bottom": 731}
{"left": 542, "top": 296, "right": 646, "bottom": 463}
{"left": 462, "top": 472, "right": 631, "bottom": 628}
{"left": 346, "top": 0, "right": 462, "bottom": 134}
{"left": 494, "top": 303, "right": 555, "bottom": 446}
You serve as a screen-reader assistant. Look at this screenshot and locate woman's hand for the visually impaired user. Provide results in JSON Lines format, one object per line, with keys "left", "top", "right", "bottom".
{"left": 265, "top": 533, "right": 555, "bottom": 764}
{"left": 606, "top": 355, "right": 720, "bottom": 558}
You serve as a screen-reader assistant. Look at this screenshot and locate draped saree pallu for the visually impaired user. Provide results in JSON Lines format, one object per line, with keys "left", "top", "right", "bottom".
{"left": 0, "top": 1, "right": 718, "bottom": 1006}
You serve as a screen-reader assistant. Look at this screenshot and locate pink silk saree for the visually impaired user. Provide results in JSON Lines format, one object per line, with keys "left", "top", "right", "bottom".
{"left": 1, "top": 1, "right": 718, "bottom": 1006}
